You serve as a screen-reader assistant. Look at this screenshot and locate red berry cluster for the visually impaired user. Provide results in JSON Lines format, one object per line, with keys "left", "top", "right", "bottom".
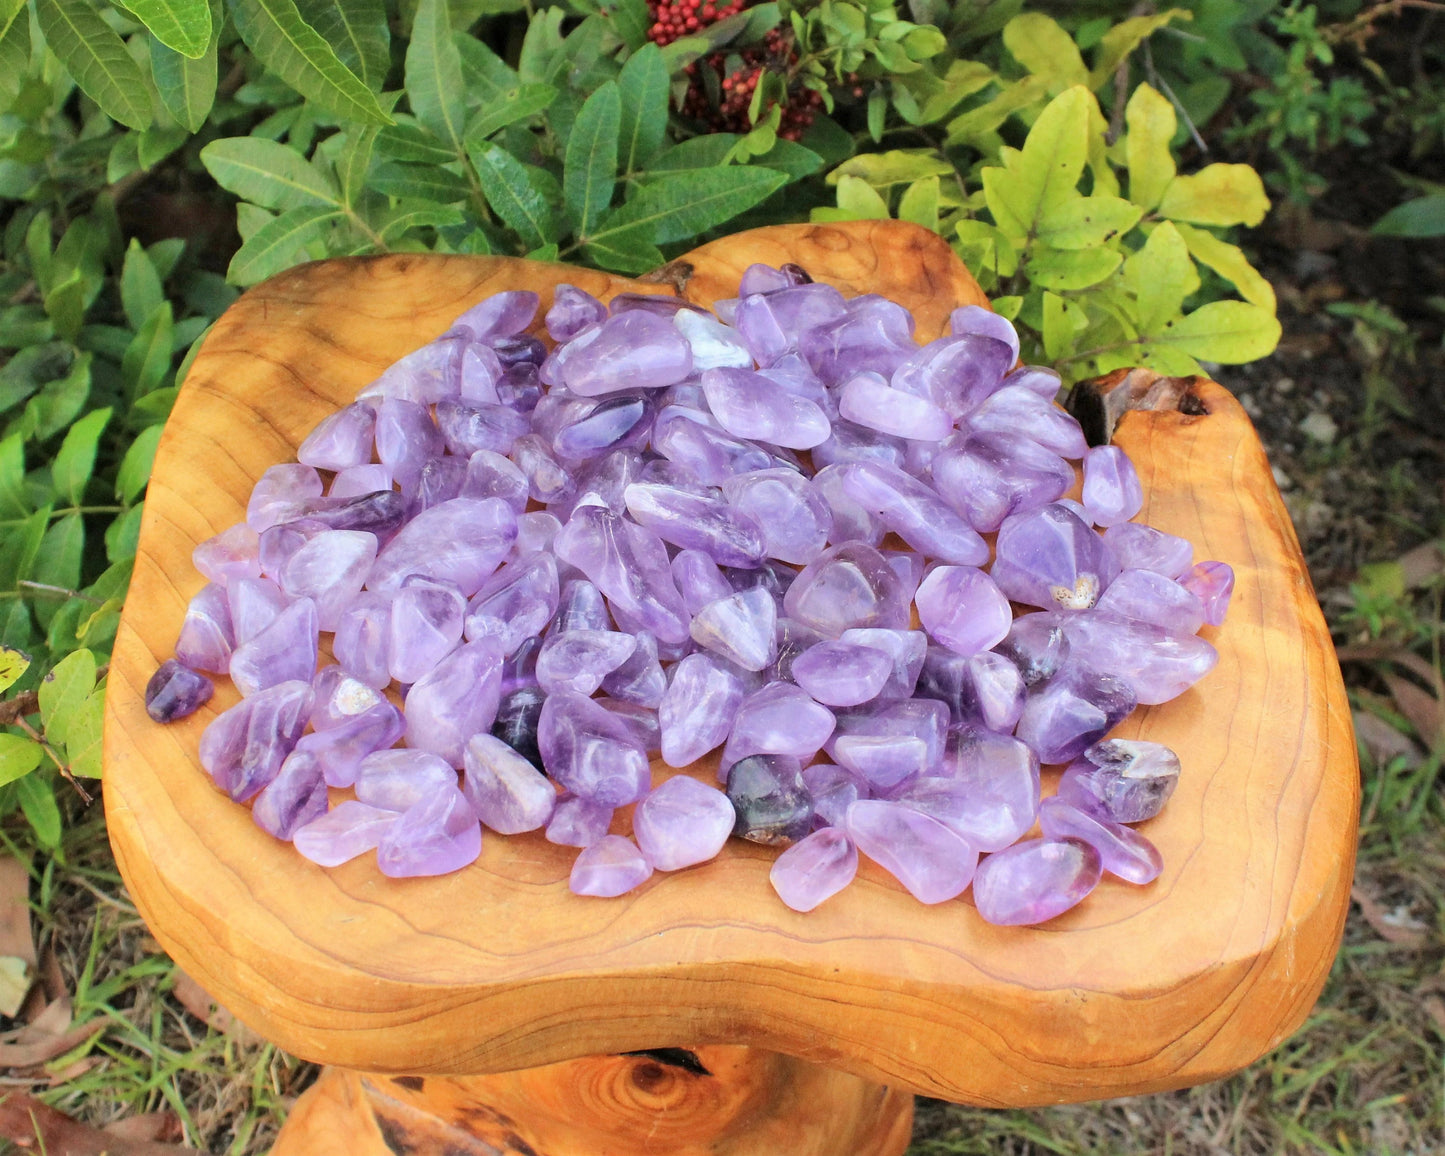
{"left": 675, "top": 27, "right": 825, "bottom": 142}
{"left": 646, "top": 0, "right": 746, "bottom": 47}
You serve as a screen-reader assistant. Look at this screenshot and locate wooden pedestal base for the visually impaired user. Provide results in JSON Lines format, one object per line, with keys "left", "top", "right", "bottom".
{"left": 271, "top": 1048, "right": 914, "bottom": 1156}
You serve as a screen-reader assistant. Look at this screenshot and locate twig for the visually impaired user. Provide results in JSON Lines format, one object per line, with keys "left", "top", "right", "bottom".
{"left": 0, "top": 664, "right": 108, "bottom": 727}
{"left": 1106, "top": 59, "right": 1130, "bottom": 146}
{"left": 12, "top": 715, "right": 92, "bottom": 806}
{"left": 16, "top": 582, "right": 105, "bottom": 606}
{"left": 1144, "top": 40, "right": 1208, "bottom": 155}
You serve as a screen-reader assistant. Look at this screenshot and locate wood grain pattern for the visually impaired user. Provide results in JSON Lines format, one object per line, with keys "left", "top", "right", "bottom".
{"left": 273, "top": 1050, "right": 913, "bottom": 1156}
{"left": 102, "top": 220, "right": 1358, "bottom": 1106}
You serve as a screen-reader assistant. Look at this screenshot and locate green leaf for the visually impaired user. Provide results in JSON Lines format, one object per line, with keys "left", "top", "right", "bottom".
{"left": 1035, "top": 195, "right": 1142, "bottom": 249}
{"left": 1173, "top": 222, "right": 1276, "bottom": 311}
{"left": 1125, "top": 83, "right": 1176, "bottom": 213}
{"left": 980, "top": 85, "right": 1090, "bottom": 244}
{"left": 121, "top": 0, "right": 212, "bottom": 58}
{"left": 0, "top": 647, "right": 30, "bottom": 695}
{"left": 406, "top": 0, "right": 467, "bottom": 151}
{"left": 1089, "top": 10, "right": 1190, "bottom": 89}
{"left": 638, "top": 135, "right": 738, "bottom": 179}
{"left": 467, "top": 141, "right": 555, "bottom": 251}
{"left": 581, "top": 235, "right": 664, "bottom": 275}
{"left": 1147, "top": 300, "right": 1282, "bottom": 362}
{"left": 1025, "top": 246, "right": 1121, "bottom": 291}
{"left": 1157, "top": 164, "right": 1271, "bottom": 228}
{"left": 121, "top": 240, "right": 165, "bottom": 333}
{"left": 828, "top": 149, "right": 953, "bottom": 191}
{"left": 62, "top": 688, "right": 105, "bottom": 779}
{"left": 918, "top": 59, "right": 995, "bottom": 124}
{"left": 617, "top": 43, "right": 668, "bottom": 175}
{"left": 227, "top": 205, "right": 344, "bottom": 286}
{"left": 31, "top": 516, "right": 84, "bottom": 610}
{"left": 0, "top": 508, "right": 50, "bottom": 595}
{"left": 18, "top": 355, "right": 92, "bottom": 443}
{"left": 0, "top": 735, "right": 41, "bottom": 788}
{"left": 592, "top": 167, "right": 788, "bottom": 248}
{"left": 378, "top": 200, "right": 466, "bottom": 242}
{"left": 334, "top": 125, "right": 379, "bottom": 206}
{"left": 227, "top": 0, "right": 393, "bottom": 126}
{"left": 461, "top": 83, "right": 557, "bottom": 144}
{"left": 200, "top": 137, "right": 340, "bottom": 211}
{"left": 831, "top": 174, "right": 890, "bottom": 220}
{"left": 954, "top": 218, "right": 1019, "bottom": 281}
{"left": 1372, "top": 194, "right": 1445, "bottom": 238}
{"left": 945, "top": 75, "right": 1052, "bottom": 150}
{"left": 116, "top": 423, "right": 164, "bottom": 503}
{"left": 376, "top": 119, "right": 455, "bottom": 164}
{"left": 564, "top": 82, "right": 620, "bottom": 238}
{"left": 122, "top": 303, "right": 174, "bottom": 399}
{"left": 149, "top": 19, "right": 218, "bottom": 134}
{"left": 368, "top": 162, "right": 468, "bottom": 202}
{"left": 749, "top": 140, "right": 823, "bottom": 182}
{"left": 0, "top": 435, "right": 26, "bottom": 520}
{"left": 1002, "top": 13, "right": 1088, "bottom": 94}
{"left": 15, "top": 775, "right": 59, "bottom": 850}
{"left": 38, "top": 647, "right": 95, "bottom": 748}
{"left": 610, "top": 0, "right": 649, "bottom": 49}
{"left": 43, "top": 272, "right": 85, "bottom": 344}
{"left": 1124, "top": 221, "right": 1198, "bottom": 334}
{"left": 0, "top": 0, "right": 25, "bottom": 42}
{"left": 1041, "top": 290, "right": 1087, "bottom": 361}
{"left": 897, "top": 176, "right": 940, "bottom": 232}
{"left": 35, "top": 0, "right": 153, "bottom": 129}
{"left": 294, "top": 0, "right": 388, "bottom": 91}
{"left": 0, "top": 13, "right": 28, "bottom": 104}
{"left": 52, "top": 408, "right": 111, "bottom": 506}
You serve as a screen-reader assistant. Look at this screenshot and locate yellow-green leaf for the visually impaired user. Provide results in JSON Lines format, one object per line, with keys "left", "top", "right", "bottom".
{"left": 1126, "top": 83, "right": 1176, "bottom": 212}
{"left": 1134, "top": 343, "right": 1204, "bottom": 376}
{"left": 0, "top": 734, "right": 41, "bottom": 787}
{"left": 827, "top": 150, "right": 953, "bottom": 191}
{"left": 918, "top": 59, "right": 995, "bottom": 124}
{"left": 1090, "top": 10, "right": 1191, "bottom": 89}
{"left": 38, "top": 648, "right": 96, "bottom": 749}
{"left": 1158, "top": 164, "right": 1271, "bottom": 228}
{"left": 833, "top": 175, "right": 890, "bottom": 220}
{"left": 1025, "top": 245, "right": 1121, "bottom": 291}
{"left": 944, "top": 74, "right": 1050, "bottom": 150}
{"left": 1125, "top": 221, "right": 1199, "bottom": 334}
{"left": 980, "top": 86, "right": 1091, "bottom": 244}
{"left": 1041, "top": 290, "right": 1087, "bottom": 361}
{"left": 1002, "top": 13, "right": 1088, "bottom": 95}
{"left": 954, "top": 218, "right": 1019, "bottom": 279}
{"left": 35, "top": 0, "right": 153, "bottom": 130}
{"left": 120, "top": 0, "right": 212, "bottom": 58}
{"left": 227, "top": 206, "right": 344, "bottom": 285}
{"left": 897, "top": 177, "right": 940, "bottom": 232}
{"left": 1086, "top": 94, "right": 1119, "bottom": 198}
{"left": 1173, "top": 222, "right": 1277, "bottom": 311}
{"left": 1036, "top": 195, "right": 1142, "bottom": 249}
{"left": 0, "top": 646, "right": 29, "bottom": 695}
{"left": 1148, "top": 300, "right": 1281, "bottom": 362}
{"left": 63, "top": 688, "right": 105, "bottom": 780}
{"left": 0, "top": 956, "right": 29, "bottom": 1016}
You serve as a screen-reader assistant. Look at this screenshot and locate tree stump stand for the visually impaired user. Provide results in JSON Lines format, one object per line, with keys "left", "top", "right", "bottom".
{"left": 102, "top": 221, "right": 1358, "bottom": 1156}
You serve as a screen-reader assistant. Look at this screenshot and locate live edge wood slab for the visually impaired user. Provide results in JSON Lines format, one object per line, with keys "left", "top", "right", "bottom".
{"left": 102, "top": 220, "right": 1357, "bottom": 1151}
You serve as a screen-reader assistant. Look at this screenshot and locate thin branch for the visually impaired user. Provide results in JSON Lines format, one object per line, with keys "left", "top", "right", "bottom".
{"left": 1144, "top": 40, "right": 1208, "bottom": 155}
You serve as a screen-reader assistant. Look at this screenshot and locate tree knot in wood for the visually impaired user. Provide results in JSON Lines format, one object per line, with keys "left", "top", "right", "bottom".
{"left": 1069, "top": 368, "right": 1212, "bottom": 446}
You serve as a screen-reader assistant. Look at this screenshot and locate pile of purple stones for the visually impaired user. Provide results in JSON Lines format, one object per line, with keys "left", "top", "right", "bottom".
{"left": 145, "top": 263, "right": 1235, "bottom": 926}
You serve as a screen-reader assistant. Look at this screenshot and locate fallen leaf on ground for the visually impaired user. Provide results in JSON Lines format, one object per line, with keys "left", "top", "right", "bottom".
{"left": 0, "top": 1093, "right": 197, "bottom": 1155}
{"left": 103, "top": 1112, "right": 185, "bottom": 1143}
{"left": 171, "top": 971, "right": 256, "bottom": 1042}
{"left": 1353, "top": 710, "right": 1422, "bottom": 765}
{"left": 1422, "top": 995, "right": 1445, "bottom": 1038}
{"left": 0, "top": 1016, "right": 103, "bottom": 1069}
{"left": 0, "top": 859, "right": 34, "bottom": 1018}
{"left": 1352, "top": 884, "right": 1431, "bottom": 948}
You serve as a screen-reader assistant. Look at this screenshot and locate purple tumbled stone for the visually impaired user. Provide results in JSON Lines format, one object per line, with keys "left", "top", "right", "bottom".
{"left": 791, "top": 641, "right": 892, "bottom": 707}
{"left": 725, "top": 753, "right": 812, "bottom": 844}
{"left": 633, "top": 775, "right": 735, "bottom": 871}
{"left": 1056, "top": 610, "right": 1218, "bottom": 705}
{"left": 193, "top": 523, "right": 261, "bottom": 587}
{"left": 930, "top": 431, "right": 1074, "bottom": 533}
{"left": 514, "top": 511, "right": 563, "bottom": 556}
{"left": 462, "top": 733, "right": 555, "bottom": 834}
{"left": 827, "top": 698, "right": 948, "bottom": 773}
{"left": 554, "top": 504, "right": 689, "bottom": 645}
{"left": 567, "top": 448, "right": 647, "bottom": 514}
{"left": 839, "top": 461, "right": 989, "bottom": 566}
{"left": 403, "top": 639, "right": 503, "bottom": 767}
{"left": 892, "top": 334, "right": 1014, "bottom": 420}
{"left": 360, "top": 337, "right": 463, "bottom": 404}
{"left": 623, "top": 482, "right": 766, "bottom": 568}
{"left": 295, "top": 701, "right": 404, "bottom": 788}
{"left": 812, "top": 464, "right": 885, "bottom": 547}
{"left": 929, "top": 729, "right": 1039, "bottom": 851}
{"left": 915, "top": 648, "right": 1025, "bottom": 733}
{"left": 298, "top": 402, "right": 376, "bottom": 471}
{"left": 802, "top": 763, "right": 866, "bottom": 829}
{"left": 1039, "top": 797, "right": 1162, "bottom": 884}
{"left": 537, "top": 629, "right": 637, "bottom": 696}
{"left": 375, "top": 399, "right": 444, "bottom": 492}
{"left": 354, "top": 748, "right": 457, "bottom": 810}
{"left": 963, "top": 387, "right": 1087, "bottom": 459}
{"left": 333, "top": 592, "right": 392, "bottom": 689}
{"left": 465, "top": 553, "right": 560, "bottom": 656}
{"left": 294, "top": 801, "right": 400, "bottom": 867}
{"left": 1095, "top": 568, "right": 1206, "bottom": 634}
{"left": 845, "top": 799, "right": 977, "bottom": 904}
{"left": 996, "top": 614, "right": 1071, "bottom": 687}
{"left": 949, "top": 305, "right": 1020, "bottom": 365}
{"left": 832, "top": 733, "right": 928, "bottom": 791}
{"left": 700, "top": 367, "right": 831, "bottom": 449}
{"left": 1180, "top": 561, "right": 1234, "bottom": 626}
{"left": 1014, "top": 660, "right": 1137, "bottom": 764}
{"left": 972, "top": 838, "right": 1102, "bottom": 925}
{"left": 539, "top": 690, "right": 650, "bottom": 806}
{"left": 547, "top": 284, "right": 607, "bottom": 342}
{"left": 721, "top": 469, "right": 832, "bottom": 566}
{"left": 247, "top": 464, "right": 323, "bottom": 532}
{"left": 258, "top": 524, "right": 308, "bottom": 581}
{"left": 411, "top": 455, "right": 465, "bottom": 513}
{"left": 229, "top": 597, "right": 318, "bottom": 697}
{"left": 783, "top": 542, "right": 910, "bottom": 636}
{"left": 330, "top": 464, "right": 393, "bottom": 500}
{"left": 570, "top": 835, "right": 654, "bottom": 896}
{"left": 1057, "top": 738, "right": 1181, "bottom": 823}
{"left": 309, "top": 664, "right": 388, "bottom": 728}
{"left": 1106, "top": 520, "right": 1192, "bottom": 577}
{"left": 770, "top": 828, "right": 857, "bottom": 912}
{"left": 722, "top": 682, "right": 835, "bottom": 770}
{"left": 461, "top": 449, "right": 529, "bottom": 513}
{"left": 436, "top": 398, "right": 529, "bottom": 457}
{"left": 145, "top": 660, "right": 214, "bottom": 723}
{"left": 658, "top": 652, "right": 746, "bottom": 768}
{"left": 600, "top": 631, "right": 666, "bottom": 708}
{"left": 690, "top": 588, "right": 778, "bottom": 672}
{"left": 279, "top": 530, "right": 376, "bottom": 631}
{"left": 511, "top": 435, "right": 575, "bottom": 506}
{"left": 734, "top": 283, "right": 847, "bottom": 366}
{"left": 552, "top": 394, "right": 654, "bottom": 461}
{"left": 175, "top": 583, "right": 234, "bottom": 674}
{"left": 1081, "top": 445, "right": 1143, "bottom": 527}
{"left": 799, "top": 295, "right": 915, "bottom": 386}
{"left": 991, "top": 504, "right": 1119, "bottom": 611}
{"left": 546, "top": 794, "right": 615, "bottom": 847}
{"left": 839, "top": 372, "right": 951, "bottom": 441}
{"left": 1001, "top": 365, "right": 1064, "bottom": 399}
{"left": 450, "top": 290, "right": 539, "bottom": 343}
{"left": 674, "top": 310, "right": 753, "bottom": 371}
{"left": 388, "top": 576, "right": 466, "bottom": 684}
{"left": 556, "top": 311, "right": 693, "bottom": 396}
{"left": 551, "top": 577, "right": 610, "bottom": 633}
{"left": 458, "top": 344, "right": 502, "bottom": 403}
{"left": 915, "top": 566, "right": 1012, "bottom": 656}
{"left": 376, "top": 785, "right": 481, "bottom": 878}
{"left": 369, "top": 498, "right": 517, "bottom": 596}
{"left": 252, "top": 748, "right": 328, "bottom": 839}
{"left": 198, "top": 679, "right": 313, "bottom": 801}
